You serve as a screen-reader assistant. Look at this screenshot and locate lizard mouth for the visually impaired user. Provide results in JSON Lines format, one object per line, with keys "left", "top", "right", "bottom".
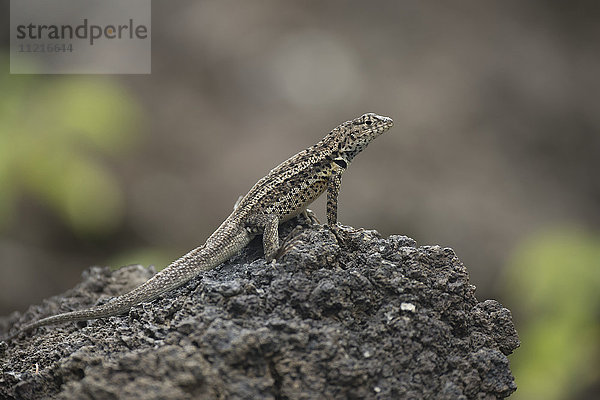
{"left": 374, "top": 116, "right": 394, "bottom": 134}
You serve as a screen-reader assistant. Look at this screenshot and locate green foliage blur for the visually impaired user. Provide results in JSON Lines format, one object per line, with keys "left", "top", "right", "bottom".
{"left": 505, "top": 227, "right": 600, "bottom": 400}
{"left": 0, "top": 57, "right": 141, "bottom": 236}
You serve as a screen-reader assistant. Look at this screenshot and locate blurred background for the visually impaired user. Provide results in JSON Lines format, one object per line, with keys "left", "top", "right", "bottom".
{"left": 1, "top": 1, "right": 599, "bottom": 398}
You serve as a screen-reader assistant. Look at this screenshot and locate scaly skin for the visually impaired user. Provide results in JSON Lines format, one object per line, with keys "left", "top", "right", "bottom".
{"left": 5, "top": 112, "right": 393, "bottom": 341}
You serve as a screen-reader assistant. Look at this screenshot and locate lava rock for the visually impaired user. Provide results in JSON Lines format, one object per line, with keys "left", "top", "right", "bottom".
{"left": 0, "top": 219, "right": 519, "bottom": 399}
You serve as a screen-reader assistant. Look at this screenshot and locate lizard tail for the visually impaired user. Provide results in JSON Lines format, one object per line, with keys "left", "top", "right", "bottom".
{"left": 4, "top": 226, "right": 251, "bottom": 341}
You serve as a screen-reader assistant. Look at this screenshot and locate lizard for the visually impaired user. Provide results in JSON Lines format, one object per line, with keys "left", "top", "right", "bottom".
{"left": 4, "top": 112, "right": 394, "bottom": 341}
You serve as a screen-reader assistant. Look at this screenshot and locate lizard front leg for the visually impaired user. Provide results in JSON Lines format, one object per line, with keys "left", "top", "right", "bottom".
{"left": 326, "top": 168, "right": 343, "bottom": 226}
{"left": 246, "top": 214, "right": 280, "bottom": 261}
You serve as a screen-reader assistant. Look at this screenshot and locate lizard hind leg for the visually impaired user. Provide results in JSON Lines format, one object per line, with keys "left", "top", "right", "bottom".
{"left": 246, "top": 214, "right": 280, "bottom": 261}
{"left": 301, "top": 208, "right": 321, "bottom": 225}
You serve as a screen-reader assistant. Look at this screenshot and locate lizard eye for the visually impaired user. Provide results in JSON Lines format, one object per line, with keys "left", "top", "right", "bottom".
{"left": 365, "top": 120, "right": 372, "bottom": 126}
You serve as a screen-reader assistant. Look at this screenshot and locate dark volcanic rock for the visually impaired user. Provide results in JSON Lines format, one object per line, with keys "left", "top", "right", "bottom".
{"left": 0, "top": 219, "right": 519, "bottom": 399}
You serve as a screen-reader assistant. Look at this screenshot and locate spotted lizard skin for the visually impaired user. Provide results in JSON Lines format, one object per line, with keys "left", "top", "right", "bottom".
{"left": 5, "top": 112, "right": 393, "bottom": 340}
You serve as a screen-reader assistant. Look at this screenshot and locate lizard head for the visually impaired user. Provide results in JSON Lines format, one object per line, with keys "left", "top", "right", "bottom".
{"left": 331, "top": 113, "right": 394, "bottom": 167}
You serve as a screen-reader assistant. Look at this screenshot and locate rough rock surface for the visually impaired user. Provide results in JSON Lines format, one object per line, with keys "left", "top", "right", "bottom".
{"left": 1, "top": 218, "right": 519, "bottom": 399}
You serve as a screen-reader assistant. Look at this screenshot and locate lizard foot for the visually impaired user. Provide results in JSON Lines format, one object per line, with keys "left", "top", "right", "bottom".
{"left": 327, "top": 223, "right": 363, "bottom": 245}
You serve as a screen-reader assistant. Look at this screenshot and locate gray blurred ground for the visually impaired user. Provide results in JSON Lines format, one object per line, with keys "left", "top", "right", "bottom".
{"left": 1, "top": 0, "right": 599, "bottom": 327}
